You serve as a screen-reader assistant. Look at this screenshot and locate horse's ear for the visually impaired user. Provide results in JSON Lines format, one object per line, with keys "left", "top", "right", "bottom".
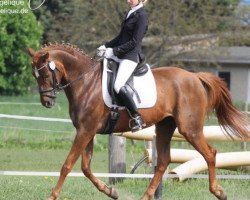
{"left": 26, "top": 48, "right": 36, "bottom": 57}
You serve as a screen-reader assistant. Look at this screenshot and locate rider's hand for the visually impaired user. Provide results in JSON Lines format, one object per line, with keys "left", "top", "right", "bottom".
{"left": 96, "top": 45, "right": 106, "bottom": 57}
{"left": 104, "top": 48, "right": 114, "bottom": 58}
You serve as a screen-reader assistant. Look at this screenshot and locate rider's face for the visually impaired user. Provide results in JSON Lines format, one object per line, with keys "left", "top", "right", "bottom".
{"left": 127, "top": 0, "right": 139, "bottom": 8}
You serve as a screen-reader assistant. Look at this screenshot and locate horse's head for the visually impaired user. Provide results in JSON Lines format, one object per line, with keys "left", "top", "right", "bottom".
{"left": 27, "top": 48, "right": 64, "bottom": 108}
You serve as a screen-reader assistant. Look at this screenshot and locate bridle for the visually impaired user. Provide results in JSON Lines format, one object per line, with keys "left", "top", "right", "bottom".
{"left": 33, "top": 61, "right": 61, "bottom": 98}
{"left": 33, "top": 57, "right": 103, "bottom": 98}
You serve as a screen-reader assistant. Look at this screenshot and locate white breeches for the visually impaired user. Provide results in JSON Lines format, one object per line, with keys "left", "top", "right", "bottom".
{"left": 114, "top": 59, "right": 138, "bottom": 93}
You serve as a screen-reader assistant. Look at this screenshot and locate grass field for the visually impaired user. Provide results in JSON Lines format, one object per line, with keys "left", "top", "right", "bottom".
{"left": 0, "top": 94, "right": 249, "bottom": 200}
{"left": 0, "top": 176, "right": 250, "bottom": 200}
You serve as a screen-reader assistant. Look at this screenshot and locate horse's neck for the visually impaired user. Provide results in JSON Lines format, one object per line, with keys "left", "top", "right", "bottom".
{"left": 57, "top": 51, "right": 91, "bottom": 72}
{"left": 64, "top": 66, "right": 102, "bottom": 108}
{"left": 53, "top": 50, "right": 94, "bottom": 81}
{"left": 59, "top": 52, "right": 101, "bottom": 106}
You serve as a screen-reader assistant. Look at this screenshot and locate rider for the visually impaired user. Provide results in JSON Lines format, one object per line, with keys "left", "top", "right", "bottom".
{"left": 97, "top": 0, "right": 148, "bottom": 132}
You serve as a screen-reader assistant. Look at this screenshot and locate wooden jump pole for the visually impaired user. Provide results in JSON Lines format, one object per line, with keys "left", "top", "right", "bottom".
{"left": 116, "top": 125, "right": 250, "bottom": 142}
{"left": 114, "top": 125, "right": 249, "bottom": 185}
{"left": 170, "top": 151, "right": 250, "bottom": 182}
{"left": 144, "top": 148, "right": 202, "bottom": 164}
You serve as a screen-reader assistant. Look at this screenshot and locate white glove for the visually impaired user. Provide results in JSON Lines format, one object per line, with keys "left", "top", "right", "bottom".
{"left": 104, "top": 48, "right": 114, "bottom": 58}
{"left": 96, "top": 45, "right": 106, "bottom": 57}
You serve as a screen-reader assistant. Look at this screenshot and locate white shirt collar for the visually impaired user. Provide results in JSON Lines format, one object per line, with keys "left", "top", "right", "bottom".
{"left": 126, "top": 2, "right": 143, "bottom": 19}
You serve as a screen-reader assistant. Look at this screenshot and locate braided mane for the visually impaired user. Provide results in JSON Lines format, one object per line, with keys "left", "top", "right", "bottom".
{"left": 41, "top": 42, "right": 91, "bottom": 58}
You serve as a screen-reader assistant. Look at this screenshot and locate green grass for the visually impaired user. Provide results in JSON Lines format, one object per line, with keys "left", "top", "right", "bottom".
{"left": 0, "top": 176, "right": 250, "bottom": 200}
{"left": 0, "top": 93, "right": 69, "bottom": 118}
{"left": 0, "top": 94, "right": 249, "bottom": 200}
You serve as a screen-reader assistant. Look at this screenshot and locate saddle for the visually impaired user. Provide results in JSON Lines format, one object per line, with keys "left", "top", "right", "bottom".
{"left": 106, "top": 57, "right": 148, "bottom": 106}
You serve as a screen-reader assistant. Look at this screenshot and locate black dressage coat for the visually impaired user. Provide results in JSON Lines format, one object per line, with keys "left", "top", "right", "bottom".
{"left": 105, "top": 7, "right": 148, "bottom": 63}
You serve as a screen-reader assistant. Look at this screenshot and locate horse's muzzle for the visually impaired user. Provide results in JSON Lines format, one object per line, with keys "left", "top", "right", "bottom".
{"left": 41, "top": 95, "right": 56, "bottom": 108}
{"left": 44, "top": 99, "right": 55, "bottom": 108}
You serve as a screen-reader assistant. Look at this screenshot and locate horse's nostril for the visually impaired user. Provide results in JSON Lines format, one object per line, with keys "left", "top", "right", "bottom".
{"left": 44, "top": 99, "right": 55, "bottom": 108}
{"left": 45, "top": 101, "right": 50, "bottom": 107}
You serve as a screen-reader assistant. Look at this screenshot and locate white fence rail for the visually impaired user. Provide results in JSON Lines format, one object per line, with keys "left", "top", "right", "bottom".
{"left": 1, "top": 171, "right": 250, "bottom": 180}
{"left": 0, "top": 113, "right": 71, "bottom": 123}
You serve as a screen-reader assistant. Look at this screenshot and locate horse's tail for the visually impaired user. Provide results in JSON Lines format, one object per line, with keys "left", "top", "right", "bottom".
{"left": 197, "top": 72, "right": 250, "bottom": 140}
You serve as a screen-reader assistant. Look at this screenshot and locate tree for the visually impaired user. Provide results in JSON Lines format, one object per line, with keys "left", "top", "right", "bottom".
{"left": 32, "top": 0, "right": 127, "bottom": 49}
{"left": 0, "top": 3, "right": 43, "bottom": 95}
{"left": 31, "top": 0, "right": 73, "bottom": 43}
{"left": 142, "top": 0, "right": 244, "bottom": 65}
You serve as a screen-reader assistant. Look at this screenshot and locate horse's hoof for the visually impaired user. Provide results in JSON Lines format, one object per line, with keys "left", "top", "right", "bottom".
{"left": 140, "top": 194, "right": 153, "bottom": 200}
{"left": 109, "top": 187, "right": 119, "bottom": 200}
{"left": 47, "top": 194, "right": 57, "bottom": 200}
{"left": 214, "top": 185, "right": 227, "bottom": 200}
{"left": 219, "top": 193, "right": 227, "bottom": 200}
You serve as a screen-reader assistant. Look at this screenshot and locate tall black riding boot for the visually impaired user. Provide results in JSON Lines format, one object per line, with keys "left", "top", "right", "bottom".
{"left": 118, "top": 86, "right": 146, "bottom": 132}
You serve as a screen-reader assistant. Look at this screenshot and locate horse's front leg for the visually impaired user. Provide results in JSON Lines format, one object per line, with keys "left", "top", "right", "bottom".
{"left": 81, "top": 138, "right": 119, "bottom": 199}
{"left": 47, "top": 129, "right": 93, "bottom": 200}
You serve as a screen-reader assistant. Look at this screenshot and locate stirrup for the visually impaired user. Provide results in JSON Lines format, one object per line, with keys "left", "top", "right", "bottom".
{"left": 129, "top": 116, "right": 146, "bottom": 132}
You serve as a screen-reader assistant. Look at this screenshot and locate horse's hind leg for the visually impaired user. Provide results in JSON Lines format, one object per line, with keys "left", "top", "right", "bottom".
{"left": 141, "top": 117, "right": 176, "bottom": 200}
{"left": 81, "top": 138, "right": 118, "bottom": 199}
{"left": 178, "top": 123, "right": 227, "bottom": 200}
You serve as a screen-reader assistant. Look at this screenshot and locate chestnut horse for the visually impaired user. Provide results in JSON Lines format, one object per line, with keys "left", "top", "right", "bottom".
{"left": 27, "top": 44, "right": 249, "bottom": 200}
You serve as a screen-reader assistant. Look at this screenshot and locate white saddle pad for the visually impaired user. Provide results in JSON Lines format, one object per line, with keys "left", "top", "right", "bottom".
{"left": 102, "top": 58, "right": 157, "bottom": 108}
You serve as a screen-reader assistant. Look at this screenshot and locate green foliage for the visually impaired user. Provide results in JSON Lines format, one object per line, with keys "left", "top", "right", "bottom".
{"left": 0, "top": 2, "right": 43, "bottom": 95}
{"left": 32, "top": 0, "right": 128, "bottom": 49}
